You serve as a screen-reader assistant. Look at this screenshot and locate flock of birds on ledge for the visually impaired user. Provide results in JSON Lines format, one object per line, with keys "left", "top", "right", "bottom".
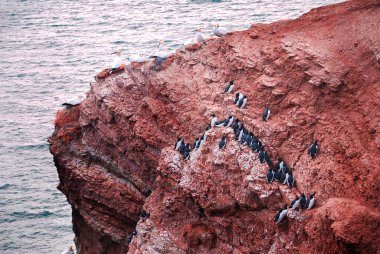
{"left": 61, "top": 24, "right": 229, "bottom": 107}
{"left": 173, "top": 80, "right": 319, "bottom": 225}
{"left": 60, "top": 25, "right": 320, "bottom": 243}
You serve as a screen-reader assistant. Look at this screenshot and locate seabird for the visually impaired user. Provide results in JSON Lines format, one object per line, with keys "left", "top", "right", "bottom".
{"left": 258, "top": 147, "right": 266, "bottom": 163}
{"left": 212, "top": 24, "right": 228, "bottom": 37}
{"left": 224, "top": 115, "right": 234, "bottom": 127}
{"left": 219, "top": 135, "right": 227, "bottom": 149}
{"left": 274, "top": 169, "right": 282, "bottom": 182}
{"left": 210, "top": 114, "right": 218, "bottom": 128}
{"left": 306, "top": 193, "right": 316, "bottom": 209}
{"left": 237, "top": 95, "right": 247, "bottom": 108}
{"left": 215, "top": 118, "right": 226, "bottom": 127}
{"left": 234, "top": 93, "right": 244, "bottom": 105}
{"left": 195, "top": 29, "right": 206, "bottom": 43}
{"left": 174, "top": 137, "right": 183, "bottom": 150}
{"left": 184, "top": 28, "right": 206, "bottom": 45}
{"left": 263, "top": 106, "right": 271, "bottom": 121}
{"left": 183, "top": 144, "right": 191, "bottom": 160}
{"left": 275, "top": 205, "right": 288, "bottom": 224}
{"left": 300, "top": 193, "right": 307, "bottom": 209}
{"left": 308, "top": 140, "right": 319, "bottom": 159}
{"left": 232, "top": 119, "right": 241, "bottom": 133}
{"left": 61, "top": 246, "right": 74, "bottom": 254}
{"left": 179, "top": 141, "right": 186, "bottom": 154}
{"left": 110, "top": 49, "right": 123, "bottom": 70}
{"left": 194, "top": 137, "right": 201, "bottom": 149}
{"left": 245, "top": 132, "right": 253, "bottom": 146}
{"left": 250, "top": 139, "right": 259, "bottom": 152}
{"left": 200, "top": 126, "right": 210, "bottom": 146}
{"left": 128, "top": 54, "right": 149, "bottom": 63}
{"left": 266, "top": 169, "right": 274, "bottom": 183}
{"left": 289, "top": 195, "right": 300, "bottom": 209}
{"left": 62, "top": 96, "right": 83, "bottom": 107}
{"left": 286, "top": 171, "right": 295, "bottom": 188}
{"left": 140, "top": 210, "right": 150, "bottom": 219}
{"left": 225, "top": 80, "right": 234, "bottom": 93}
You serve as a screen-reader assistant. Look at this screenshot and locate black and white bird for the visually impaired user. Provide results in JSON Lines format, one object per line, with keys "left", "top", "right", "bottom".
{"left": 300, "top": 193, "right": 307, "bottom": 209}
{"left": 306, "top": 193, "right": 316, "bottom": 210}
{"left": 140, "top": 210, "right": 150, "bottom": 219}
{"left": 215, "top": 118, "right": 226, "bottom": 127}
{"left": 194, "top": 138, "right": 201, "bottom": 149}
{"left": 237, "top": 95, "right": 247, "bottom": 108}
{"left": 289, "top": 195, "right": 300, "bottom": 209}
{"left": 225, "top": 80, "right": 234, "bottom": 93}
{"left": 307, "top": 140, "right": 319, "bottom": 159}
{"left": 224, "top": 115, "right": 235, "bottom": 127}
{"left": 232, "top": 119, "right": 241, "bottom": 133}
{"left": 274, "top": 205, "right": 288, "bottom": 224}
{"left": 62, "top": 96, "right": 83, "bottom": 107}
{"left": 183, "top": 144, "right": 191, "bottom": 160}
{"left": 237, "top": 127, "right": 245, "bottom": 142}
{"left": 262, "top": 106, "right": 271, "bottom": 121}
{"left": 258, "top": 147, "right": 267, "bottom": 163}
{"left": 274, "top": 169, "right": 282, "bottom": 182}
{"left": 219, "top": 136, "right": 227, "bottom": 149}
{"left": 285, "top": 171, "right": 295, "bottom": 188}
{"left": 210, "top": 114, "right": 218, "bottom": 128}
{"left": 178, "top": 141, "right": 186, "bottom": 154}
{"left": 245, "top": 132, "right": 253, "bottom": 146}
{"left": 250, "top": 139, "right": 259, "bottom": 152}
{"left": 174, "top": 137, "right": 183, "bottom": 150}
{"left": 234, "top": 93, "right": 244, "bottom": 105}
{"left": 266, "top": 169, "right": 275, "bottom": 183}
{"left": 200, "top": 126, "right": 210, "bottom": 146}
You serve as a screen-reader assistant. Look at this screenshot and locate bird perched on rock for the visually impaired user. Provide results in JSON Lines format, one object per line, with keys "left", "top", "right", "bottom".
{"left": 178, "top": 141, "right": 186, "bottom": 154}
{"left": 194, "top": 137, "right": 201, "bottom": 149}
{"left": 212, "top": 23, "right": 228, "bottom": 37}
{"left": 289, "top": 195, "right": 300, "bottom": 209}
{"left": 308, "top": 140, "right": 319, "bottom": 159}
{"left": 234, "top": 93, "right": 244, "bottom": 105}
{"left": 174, "top": 137, "right": 183, "bottom": 150}
{"left": 210, "top": 114, "right": 218, "bottom": 128}
{"left": 219, "top": 135, "right": 227, "bottom": 149}
{"left": 183, "top": 144, "right": 191, "bottom": 160}
{"left": 110, "top": 49, "right": 123, "bottom": 71}
{"left": 200, "top": 126, "right": 210, "bottom": 146}
{"left": 215, "top": 118, "right": 226, "bottom": 127}
{"left": 237, "top": 95, "right": 247, "bottom": 108}
{"left": 274, "top": 205, "right": 288, "bottom": 224}
{"left": 300, "top": 193, "right": 307, "bottom": 209}
{"left": 258, "top": 146, "right": 267, "bottom": 163}
{"left": 62, "top": 96, "right": 83, "bottom": 107}
{"left": 262, "top": 106, "right": 271, "bottom": 121}
{"left": 266, "top": 168, "right": 275, "bottom": 183}
{"left": 225, "top": 80, "right": 234, "bottom": 93}
{"left": 224, "top": 115, "right": 235, "bottom": 127}
{"left": 232, "top": 119, "right": 241, "bottom": 133}
{"left": 140, "top": 210, "right": 150, "bottom": 220}
{"left": 285, "top": 171, "right": 295, "bottom": 188}
{"left": 306, "top": 193, "right": 316, "bottom": 209}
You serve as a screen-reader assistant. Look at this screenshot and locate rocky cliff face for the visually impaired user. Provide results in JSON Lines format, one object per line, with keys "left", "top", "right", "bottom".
{"left": 50, "top": 0, "right": 380, "bottom": 253}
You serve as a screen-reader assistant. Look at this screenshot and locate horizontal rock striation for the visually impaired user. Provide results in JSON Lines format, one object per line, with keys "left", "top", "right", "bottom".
{"left": 50, "top": 0, "right": 380, "bottom": 253}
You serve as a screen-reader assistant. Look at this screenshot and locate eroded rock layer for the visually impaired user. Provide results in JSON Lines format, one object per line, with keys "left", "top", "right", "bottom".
{"left": 50, "top": 0, "right": 380, "bottom": 253}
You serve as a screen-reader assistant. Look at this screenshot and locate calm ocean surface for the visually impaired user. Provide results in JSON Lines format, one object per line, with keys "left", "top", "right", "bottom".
{"left": 0, "top": 0, "right": 344, "bottom": 253}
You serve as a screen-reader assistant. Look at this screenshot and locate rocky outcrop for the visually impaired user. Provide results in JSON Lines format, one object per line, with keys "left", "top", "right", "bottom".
{"left": 50, "top": 0, "right": 380, "bottom": 253}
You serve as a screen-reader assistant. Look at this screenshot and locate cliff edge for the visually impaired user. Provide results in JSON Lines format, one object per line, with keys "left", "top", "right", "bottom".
{"left": 50, "top": 0, "right": 380, "bottom": 253}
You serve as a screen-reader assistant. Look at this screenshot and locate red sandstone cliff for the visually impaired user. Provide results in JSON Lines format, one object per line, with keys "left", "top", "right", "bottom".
{"left": 50, "top": 0, "right": 380, "bottom": 253}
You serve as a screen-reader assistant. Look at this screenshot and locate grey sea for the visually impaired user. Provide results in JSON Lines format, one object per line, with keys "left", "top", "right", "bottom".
{"left": 0, "top": 0, "right": 344, "bottom": 253}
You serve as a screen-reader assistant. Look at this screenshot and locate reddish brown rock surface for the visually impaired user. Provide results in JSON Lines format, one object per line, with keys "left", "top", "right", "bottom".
{"left": 50, "top": 0, "right": 380, "bottom": 253}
